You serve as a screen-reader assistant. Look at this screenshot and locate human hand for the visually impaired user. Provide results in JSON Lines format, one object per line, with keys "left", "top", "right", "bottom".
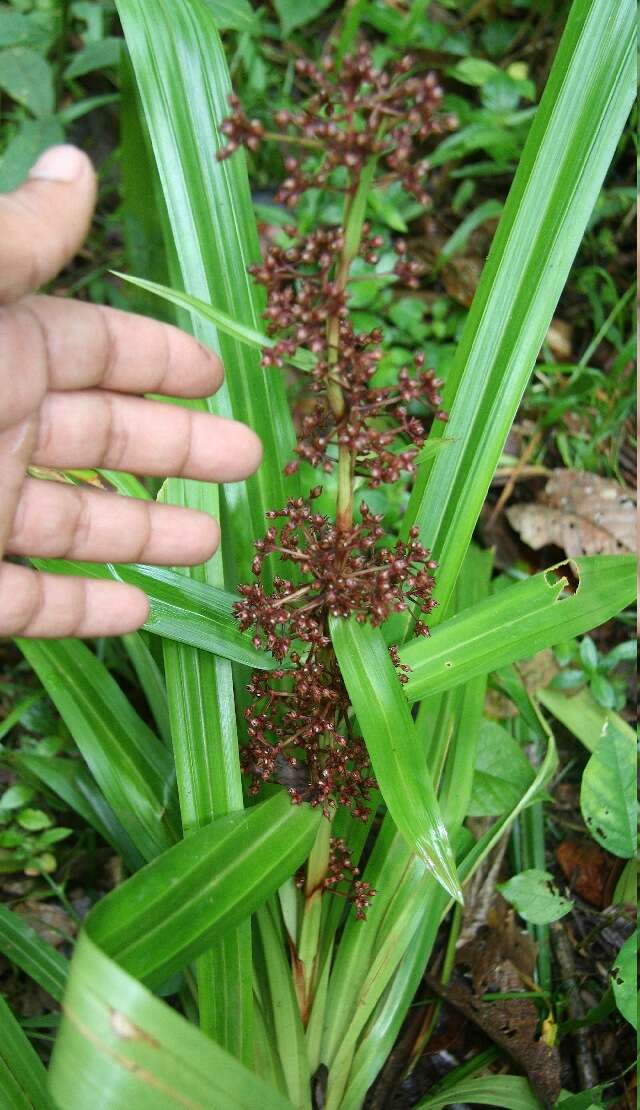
{"left": 0, "top": 145, "right": 262, "bottom": 639}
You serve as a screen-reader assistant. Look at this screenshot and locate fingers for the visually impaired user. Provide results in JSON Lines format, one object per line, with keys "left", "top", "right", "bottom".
{"left": 0, "top": 297, "right": 223, "bottom": 424}
{"left": 0, "top": 146, "right": 97, "bottom": 304}
{"left": 6, "top": 478, "right": 220, "bottom": 565}
{"left": 0, "top": 562, "right": 149, "bottom": 638}
{"left": 32, "top": 390, "right": 263, "bottom": 481}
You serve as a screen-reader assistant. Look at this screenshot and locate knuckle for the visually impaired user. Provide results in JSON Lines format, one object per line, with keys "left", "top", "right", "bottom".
{"left": 0, "top": 566, "right": 42, "bottom": 637}
{"left": 0, "top": 303, "right": 47, "bottom": 427}
{"left": 123, "top": 501, "right": 153, "bottom": 564}
{"left": 99, "top": 394, "right": 128, "bottom": 469}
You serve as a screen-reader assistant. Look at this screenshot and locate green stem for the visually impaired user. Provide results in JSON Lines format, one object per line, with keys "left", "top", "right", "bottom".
{"left": 298, "top": 817, "right": 333, "bottom": 1021}
{"left": 326, "top": 159, "right": 378, "bottom": 531}
{"left": 262, "top": 130, "right": 322, "bottom": 151}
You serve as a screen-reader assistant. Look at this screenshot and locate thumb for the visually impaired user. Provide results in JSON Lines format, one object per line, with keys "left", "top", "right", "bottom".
{"left": 0, "top": 145, "right": 97, "bottom": 304}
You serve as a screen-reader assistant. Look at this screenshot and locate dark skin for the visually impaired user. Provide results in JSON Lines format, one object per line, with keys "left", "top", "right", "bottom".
{"left": 0, "top": 144, "right": 262, "bottom": 638}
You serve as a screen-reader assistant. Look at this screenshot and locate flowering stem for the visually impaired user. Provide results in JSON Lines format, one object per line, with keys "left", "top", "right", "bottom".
{"left": 327, "top": 158, "right": 378, "bottom": 530}
{"left": 262, "top": 130, "right": 322, "bottom": 150}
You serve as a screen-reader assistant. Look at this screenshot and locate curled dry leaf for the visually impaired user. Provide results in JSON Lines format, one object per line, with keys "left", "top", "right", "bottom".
{"left": 427, "top": 899, "right": 561, "bottom": 1107}
{"left": 506, "top": 469, "right": 636, "bottom": 556}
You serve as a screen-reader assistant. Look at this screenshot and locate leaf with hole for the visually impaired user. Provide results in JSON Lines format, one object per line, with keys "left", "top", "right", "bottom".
{"left": 400, "top": 556, "right": 636, "bottom": 702}
{"left": 497, "top": 869, "right": 573, "bottom": 925}
{"left": 610, "top": 932, "right": 637, "bottom": 1029}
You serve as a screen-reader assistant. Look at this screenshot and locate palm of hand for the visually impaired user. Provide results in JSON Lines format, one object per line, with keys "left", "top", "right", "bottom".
{"left": 0, "top": 145, "right": 261, "bottom": 638}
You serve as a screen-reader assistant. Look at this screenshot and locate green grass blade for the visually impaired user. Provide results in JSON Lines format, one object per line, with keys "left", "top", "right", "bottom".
{"left": 536, "top": 686, "right": 635, "bottom": 753}
{"left": 121, "top": 632, "right": 171, "bottom": 746}
{"left": 113, "top": 271, "right": 316, "bottom": 373}
{"left": 87, "top": 792, "right": 321, "bottom": 989}
{"left": 116, "top": 0, "right": 299, "bottom": 585}
{"left": 400, "top": 555, "right": 636, "bottom": 702}
{"left": 416, "top": 1074, "right": 542, "bottom": 1110}
{"left": 32, "top": 559, "right": 274, "bottom": 670}
{"left": 0, "top": 691, "right": 45, "bottom": 743}
{"left": 328, "top": 727, "right": 557, "bottom": 1107}
{"left": 0, "top": 995, "right": 54, "bottom": 1110}
{"left": 114, "top": 271, "right": 272, "bottom": 351}
{"left": 49, "top": 932, "right": 294, "bottom": 1110}
{"left": 255, "top": 903, "right": 311, "bottom": 1109}
{"left": 160, "top": 478, "right": 252, "bottom": 1057}
{"left": 335, "top": 549, "right": 492, "bottom": 1106}
{"left": 17, "top": 639, "right": 177, "bottom": 862}
{"left": 403, "top": 0, "right": 635, "bottom": 613}
{"left": 0, "top": 904, "right": 68, "bottom": 1003}
{"left": 330, "top": 616, "right": 461, "bottom": 902}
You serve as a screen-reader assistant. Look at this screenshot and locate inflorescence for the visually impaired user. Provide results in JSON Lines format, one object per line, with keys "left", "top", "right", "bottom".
{"left": 218, "top": 45, "right": 456, "bottom": 206}
{"left": 236, "top": 492, "right": 437, "bottom": 816}
{"left": 250, "top": 230, "right": 447, "bottom": 483}
{"left": 296, "top": 838, "right": 375, "bottom": 921}
{"left": 220, "top": 46, "right": 452, "bottom": 893}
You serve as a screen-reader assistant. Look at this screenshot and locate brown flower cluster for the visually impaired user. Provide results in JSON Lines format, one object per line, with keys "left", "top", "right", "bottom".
{"left": 241, "top": 654, "right": 373, "bottom": 818}
{"left": 236, "top": 491, "right": 438, "bottom": 655}
{"left": 323, "top": 837, "right": 375, "bottom": 920}
{"left": 251, "top": 228, "right": 446, "bottom": 482}
{"left": 218, "top": 45, "right": 456, "bottom": 207}
{"left": 235, "top": 493, "right": 437, "bottom": 815}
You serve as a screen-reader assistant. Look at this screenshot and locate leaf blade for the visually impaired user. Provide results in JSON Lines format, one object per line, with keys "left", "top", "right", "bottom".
{"left": 403, "top": 0, "right": 636, "bottom": 615}
{"left": 330, "top": 616, "right": 461, "bottom": 902}
{"left": 33, "top": 558, "right": 274, "bottom": 670}
{"left": 400, "top": 556, "right": 636, "bottom": 703}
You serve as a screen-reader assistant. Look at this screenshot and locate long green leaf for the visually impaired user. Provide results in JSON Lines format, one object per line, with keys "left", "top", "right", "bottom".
{"left": 336, "top": 548, "right": 493, "bottom": 1107}
{"left": 49, "top": 931, "right": 293, "bottom": 1110}
{"left": 326, "top": 725, "right": 557, "bottom": 1107}
{"left": 536, "top": 686, "right": 635, "bottom": 753}
{"left": 33, "top": 559, "right": 274, "bottom": 670}
{"left": 114, "top": 271, "right": 316, "bottom": 372}
{"left": 121, "top": 631, "right": 171, "bottom": 746}
{"left": 160, "top": 477, "right": 252, "bottom": 1057}
{"left": 416, "top": 1074, "right": 542, "bottom": 1110}
{"left": 0, "top": 904, "right": 68, "bottom": 1003}
{"left": 403, "top": 0, "right": 635, "bottom": 615}
{"left": 400, "top": 556, "right": 636, "bottom": 703}
{"left": 50, "top": 795, "right": 319, "bottom": 1107}
{"left": 0, "top": 994, "right": 54, "bottom": 1110}
{"left": 87, "top": 793, "right": 320, "bottom": 988}
{"left": 17, "top": 639, "right": 177, "bottom": 862}
{"left": 113, "top": 272, "right": 265, "bottom": 351}
{"left": 116, "top": 0, "right": 299, "bottom": 588}
{"left": 330, "top": 617, "right": 461, "bottom": 902}
{"left": 255, "top": 903, "right": 311, "bottom": 1109}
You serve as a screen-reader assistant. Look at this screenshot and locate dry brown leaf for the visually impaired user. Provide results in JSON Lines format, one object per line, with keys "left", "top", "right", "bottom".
{"left": 546, "top": 318, "right": 572, "bottom": 360}
{"left": 427, "top": 901, "right": 561, "bottom": 1107}
{"left": 442, "top": 255, "right": 483, "bottom": 306}
{"left": 506, "top": 469, "right": 636, "bottom": 556}
{"left": 16, "top": 900, "right": 76, "bottom": 947}
{"left": 517, "top": 649, "right": 559, "bottom": 693}
{"left": 556, "top": 839, "right": 618, "bottom": 910}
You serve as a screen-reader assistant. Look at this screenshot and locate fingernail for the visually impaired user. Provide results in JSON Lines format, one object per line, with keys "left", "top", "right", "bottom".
{"left": 29, "top": 145, "right": 86, "bottom": 183}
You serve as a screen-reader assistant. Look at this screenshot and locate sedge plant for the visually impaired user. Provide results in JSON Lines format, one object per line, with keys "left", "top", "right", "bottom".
{"left": 0, "top": 0, "right": 636, "bottom": 1108}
